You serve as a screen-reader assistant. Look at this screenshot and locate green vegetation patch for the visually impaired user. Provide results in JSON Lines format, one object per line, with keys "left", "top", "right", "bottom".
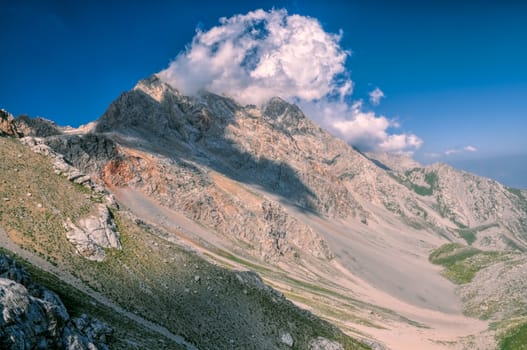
{"left": 499, "top": 321, "right": 527, "bottom": 350}
{"left": 397, "top": 169, "right": 439, "bottom": 196}
{"left": 458, "top": 230, "right": 477, "bottom": 245}
{"left": 429, "top": 243, "right": 507, "bottom": 284}
{"left": 213, "top": 248, "right": 274, "bottom": 274}
{"left": 456, "top": 223, "right": 499, "bottom": 245}
{"left": 429, "top": 243, "right": 478, "bottom": 265}
{"left": 506, "top": 187, "right": 526, "bottom": 202}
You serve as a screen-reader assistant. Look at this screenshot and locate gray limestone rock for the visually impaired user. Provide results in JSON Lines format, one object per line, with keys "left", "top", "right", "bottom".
{"left": 14, "top": 115, "right": 63, "bottom": 137}
{"left": 0, "top": 254, "right": 112, "bottom": 349}
{"left": 65, "top": 204, "right": 121, "bottom": 261}
{"left": 308, "top": 337, "right": 344, "bottom": 350}
{"left": 280, "top": 331, "right": 294, "bottom": 347}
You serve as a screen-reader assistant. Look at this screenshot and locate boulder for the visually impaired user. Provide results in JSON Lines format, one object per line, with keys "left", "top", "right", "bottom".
{"left": 65, "top": 204, "right": 121, "bottom": 261}
{"left": 280, "top": 332, "right": 294, "bottom": 347}
{"left": 309, "top": 337, "right": 344, "bottom": 350}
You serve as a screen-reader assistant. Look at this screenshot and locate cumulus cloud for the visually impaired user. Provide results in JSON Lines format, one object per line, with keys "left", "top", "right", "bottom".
{"left": 299, "top": 99, "right": 423, "bottom": 153}
{"left": 464, "top": 145, "right": 477, "bottom": 152}
{"left": 160, "top": 9, "right": 350, "bottom": 104}
{"left": 369, "top": 87, "right": 385, "bottom": 105}
{"left": 159, "top": 9, "right": 422, "bottom": 153}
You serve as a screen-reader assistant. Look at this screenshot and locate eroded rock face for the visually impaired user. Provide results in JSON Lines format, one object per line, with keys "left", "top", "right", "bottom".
{"left": 0, "top": 254, "right": 112, "bottom": 349}
{"left": 261, "top": 200, "right": 333, "bottom": 260}
{"left": 0, "top": 109, "right": 20, "bottom": 137}
{"left": 65, "top": 204, "right": 121, "bottom": 261}
{"left": 20, "top": 136, "right": 103, "bottom": 191}
{"left": 0, "top": 278, "right": 69, "bottom": 349}
{"left": 13, "top": 115, "right": 63, "bottom": 137}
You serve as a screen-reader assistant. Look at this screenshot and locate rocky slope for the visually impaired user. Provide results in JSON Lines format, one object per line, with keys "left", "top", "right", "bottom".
{"left": 95, "top": 76, "right": 527, "bottom": 253}
{"left": 9, "top": 76, "right": 526, "bottom": 259}
{"left": 0, "top": 131, "right": 365, "bottom": 349}
{"left": 396, "top": 163, "right": 527, "bottom": 250}
{"left": 0, "top": 253, "right": 112, "bottom": 350}
{"left": 1, "top": 74, "right": 526, "bottom": 349}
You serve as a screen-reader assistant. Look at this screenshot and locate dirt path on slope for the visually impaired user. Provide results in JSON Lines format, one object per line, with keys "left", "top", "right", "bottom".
{"left": 0, "top": 224, "right": 198, "bottom": 350}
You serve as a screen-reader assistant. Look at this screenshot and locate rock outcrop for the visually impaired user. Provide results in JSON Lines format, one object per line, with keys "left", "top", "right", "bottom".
{"left": 460, "top": 254, "right": 527, "bottom": 320}
{"left": 309, "top": 337, "right": 345, "bottom": 350}
{"left": 0, "top": 110, "right": 62, "bottom": 138}
{"left": 20, "top": 136, "right": 105, "bottom": 191}
{"left": 398, "top": 164, "right": 527, "bottom": 250}
{"left": 65, "top": 204, "right": 121, "bottom": 261}
{"left": 13, "top": 115, "right": 63, "bottom": 137}
{"left": 0, "top": 254, "right": 112, "bottom": 349}
{"left": 0, "top": 109, "right": 21, "bottom": 137}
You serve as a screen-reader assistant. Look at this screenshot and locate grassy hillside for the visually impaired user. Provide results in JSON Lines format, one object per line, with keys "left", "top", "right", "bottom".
{"left": 429, "top": 243, "right": 507, "bottom": 284}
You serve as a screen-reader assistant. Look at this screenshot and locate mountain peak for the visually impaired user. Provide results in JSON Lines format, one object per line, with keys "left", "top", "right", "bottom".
{"left": 262, "top": 97, "right": 297, "bottom": 117}
{"left": 134, "top": 74, "right": 179, "bottom": 102}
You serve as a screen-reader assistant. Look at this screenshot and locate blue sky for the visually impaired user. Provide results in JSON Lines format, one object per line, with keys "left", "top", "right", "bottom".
{"left": 1, "top": 1, "right": 526, "bottom": 188}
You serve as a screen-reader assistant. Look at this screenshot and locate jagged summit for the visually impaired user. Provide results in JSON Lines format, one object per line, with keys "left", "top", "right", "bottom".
{"left": 262, "top": 96, "right": 298, "bottom": 117}
{"left": 133, "top": 74, "right": 180, "bottom": 102}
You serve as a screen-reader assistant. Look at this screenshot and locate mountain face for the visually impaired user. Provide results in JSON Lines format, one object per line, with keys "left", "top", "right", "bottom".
{"left": 54, "top": 75, "right": 527, "bottom": 255}
{"left": 1, "top": 75, "right": 527, "bottom": 349}
{"left": 0, "top": 118, "right": 364, "bottom": 349}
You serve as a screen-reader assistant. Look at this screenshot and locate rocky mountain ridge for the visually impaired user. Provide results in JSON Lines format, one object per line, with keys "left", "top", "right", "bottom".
{"left": 2, "top": 74, "right": 527, "bottom": 349}
{"left": 42, "top": 75, "right": 527, "bottom": 256}
{"left": 6, "top": 77, "right": 526, "bottom": 255}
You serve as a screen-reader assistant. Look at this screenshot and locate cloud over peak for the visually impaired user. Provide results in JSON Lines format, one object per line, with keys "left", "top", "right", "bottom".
{"left": 160, "top": 9, "right": 350, "bottom": 104}
{"left": 159, "top": 9, "right": 422, "bottom": 153}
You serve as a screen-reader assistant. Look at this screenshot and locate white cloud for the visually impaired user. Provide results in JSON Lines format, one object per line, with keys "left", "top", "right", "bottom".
{"left": 445, "top": 145, "right": 478, "bottom": 156}
{"left": 369, "top": 87, "right": 385, "bottom": 105}
{"left": 159, "top": 9, "right": 422, "bottom": 153}
{"left": 159, "top": 9, "right": 350, "bottom": 104}
{"left": 299, "top": 99, "right": 423, "bottom": 153}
